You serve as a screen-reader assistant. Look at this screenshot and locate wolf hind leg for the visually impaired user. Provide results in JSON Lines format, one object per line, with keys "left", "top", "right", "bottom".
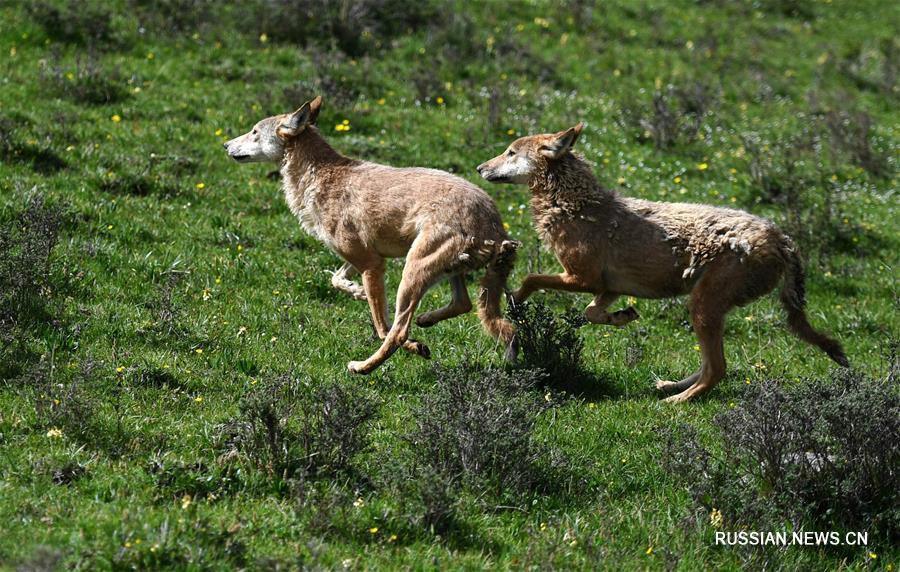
{"left": 416, "top": 274, "right": 472, "bottom": 328}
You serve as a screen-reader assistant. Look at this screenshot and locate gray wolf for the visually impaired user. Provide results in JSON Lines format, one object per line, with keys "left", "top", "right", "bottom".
{"left": 477, "top": 123, "right": 847, "bottom": 402}
{"left": 224, "top": 96, "right": 517, "bottom": 374}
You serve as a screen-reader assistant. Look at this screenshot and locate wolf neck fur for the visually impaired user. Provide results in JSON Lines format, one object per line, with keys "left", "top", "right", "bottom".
{"left": 528, "top": 153, "right": 615, "bottom": 228}
{"left": 280, "top": 126, "right": 354, "bottom": 191}
{"left": 279, "top": 127, "right": 356, "bottom": 243}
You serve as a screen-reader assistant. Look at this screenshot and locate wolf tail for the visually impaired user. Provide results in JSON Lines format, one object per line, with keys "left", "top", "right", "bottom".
{"left": 478, "top": 240, "right": 518, "bottom": 360}
{"left": 779, "top": 242, "right": 849, "bottom": 367}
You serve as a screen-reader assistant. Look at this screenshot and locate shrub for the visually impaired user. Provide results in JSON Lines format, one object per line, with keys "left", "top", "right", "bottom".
{"left": 407, "top": 364, "right": 559, "bottom": 493}
{"left": 30, "top": 359, "right": 98, "bottom": 442}
{"left": 28, "top": 1, "right": 128, "bottom": 49}
{"left": 621, "top": 81, "right": 717, "bottom": 150}
{"left": 143, "top": 271, "right": 186, "bottom": 341}
{"left": 147, "top": 457, "right": 236, "bottom": 501}
{"left": 216, "top": 374, "right": 378, "bottom": 489}
{"left": 824, "top": 109, "right": 890, "bottom": 178}
{"left": 128, "top": 0, "right": 216, "bottom": 35}
{"left": 0, "top": 194, "right": 65, "bottom": 378}
{"left": 41, "top": 50, "right": 131, "bottom": 106}
{"left": 662, "top": 366, "right": 900, "bottom": 540}
{"left": 252, "top": 0, "right": 442, "bottom": 56}
{"left": 13, "top": 546, "right": 63, "bottom": 572}
{"left": 835, "top": 38, "right": 898, "bottom": 97}
{"left": 508, "top": 300, "right": 595, "bottom": 390}
{"left": 399, "top": 365, "right": 566, "bottom": 533}
{"left": 740, "top": 131, "right": 869, "bottom": 258}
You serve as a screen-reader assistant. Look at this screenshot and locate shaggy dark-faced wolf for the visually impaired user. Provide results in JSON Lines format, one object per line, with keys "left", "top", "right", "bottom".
{"left": 477, "top": 123, "right": 847, "bottom": 402}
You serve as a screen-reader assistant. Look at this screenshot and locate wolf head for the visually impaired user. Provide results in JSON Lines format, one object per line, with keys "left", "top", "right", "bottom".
{"left": 223, "top": 96, "right": 323, "bottom": 163}
{"left": 477, "top": 123, "right": 583, "bottom": 185}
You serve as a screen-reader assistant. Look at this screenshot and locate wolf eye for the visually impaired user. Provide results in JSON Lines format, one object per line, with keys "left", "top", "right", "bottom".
{"left": 252, "top": 129, "right": 258, "bottom": 135}
{"left": 506, "top": 149, "right": 515, "bottom": 156}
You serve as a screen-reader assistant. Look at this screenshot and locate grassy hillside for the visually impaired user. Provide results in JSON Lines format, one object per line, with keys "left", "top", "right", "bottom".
{"left": 1, "top": 0, "right": 897, "bottom": 569}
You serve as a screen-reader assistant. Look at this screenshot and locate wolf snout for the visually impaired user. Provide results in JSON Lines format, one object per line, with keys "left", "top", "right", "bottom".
{"left": 476, "top": 162, "right": 493, "bottom": 180}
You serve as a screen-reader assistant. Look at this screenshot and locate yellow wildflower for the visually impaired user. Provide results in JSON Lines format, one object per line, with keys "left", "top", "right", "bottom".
{"left": 196, "top": 182, "right": 205, "bottom": 189}
{"left": 46, "top": 428, "right": 63, "bottom": 438}
{"left": 110, "top": 114, "right": 121, "bottom": 123}
{"left": 369, "top": 527, "right": 378, "bottom": 534}
{"left": 697, "top": 162, "right": 709, "bottom": 171}
{"left": 436, "top": 96, "right": 444, "bottom": 105}
{"left": 259, "top": 33, "right": 268, "bottom": 43}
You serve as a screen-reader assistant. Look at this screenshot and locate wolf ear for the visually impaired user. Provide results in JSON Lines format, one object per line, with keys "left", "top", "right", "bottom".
{"left": 308, "top": 95, "right": 323, "bottom": 125}
{"left": 541, "top": 122, "right": 584, "bottom": 159}
{"left": 277, "top": 96, "right": 323, "bottom": 138}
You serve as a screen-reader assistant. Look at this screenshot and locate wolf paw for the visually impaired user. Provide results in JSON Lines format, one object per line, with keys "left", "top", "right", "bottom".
{"left": 664, "top": 392, "right": 692, "bottom": 404}
{"left": 347, "top": 360, "right": 371, "bottom": 375}
{"left": 612, "top": 306, "right": 639, "bottom": 327}
{"left": 655, "top": 379, "right": 677, "bottom": 391}
{"left": 404, "top": 340, "right": 431, "bottom": 359}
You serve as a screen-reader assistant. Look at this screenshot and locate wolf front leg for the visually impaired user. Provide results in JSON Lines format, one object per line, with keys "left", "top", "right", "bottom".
{"left": 511, "top": 272, "right": 593, "bottom": 304}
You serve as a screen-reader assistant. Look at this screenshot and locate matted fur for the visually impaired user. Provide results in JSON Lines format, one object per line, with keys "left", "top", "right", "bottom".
{"left": 224, "top": 96, "right": 517, "bottom": 374}
{"left": 477, "top": 124, "right": 847, "bottom": 402}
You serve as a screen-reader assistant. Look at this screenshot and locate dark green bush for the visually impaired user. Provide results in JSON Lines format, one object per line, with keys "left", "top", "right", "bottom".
{"left": 28, "top": 1, "right": 128, "bottom": 49}
{"left": 254, "top": 0, "right": 443, "bottom": 56}
{"left": 408, "top": 365, "right": 561, "bottom": 493}
{"left": 620, "top": 81, "right": 717, "bottom": 149}
{"left": 662, "top": 365, "right": 900, "bottom": 540}
{"left": 0, "top": 194, "right": 65, "bottom": 378}
{"left": 508, "top": 299, "right": 597, "bottom": 390}
{"left": 217, "top": 374, "right": 378, "bottom": 490}
{"left": 41, "top": 51, "right": 131, "bottom": 106}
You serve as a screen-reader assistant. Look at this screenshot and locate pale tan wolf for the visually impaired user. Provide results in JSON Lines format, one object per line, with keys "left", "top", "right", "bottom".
{"left": 224, "top": 96, "right": 517, "bottom": 374}
{"left": 477, "top": 123, "right": 848, "bottom": 402}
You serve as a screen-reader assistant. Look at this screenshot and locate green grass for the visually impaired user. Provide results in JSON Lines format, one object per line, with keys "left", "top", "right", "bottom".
{"left": 1, "top": 0, "right": 898, "bottom": 569}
